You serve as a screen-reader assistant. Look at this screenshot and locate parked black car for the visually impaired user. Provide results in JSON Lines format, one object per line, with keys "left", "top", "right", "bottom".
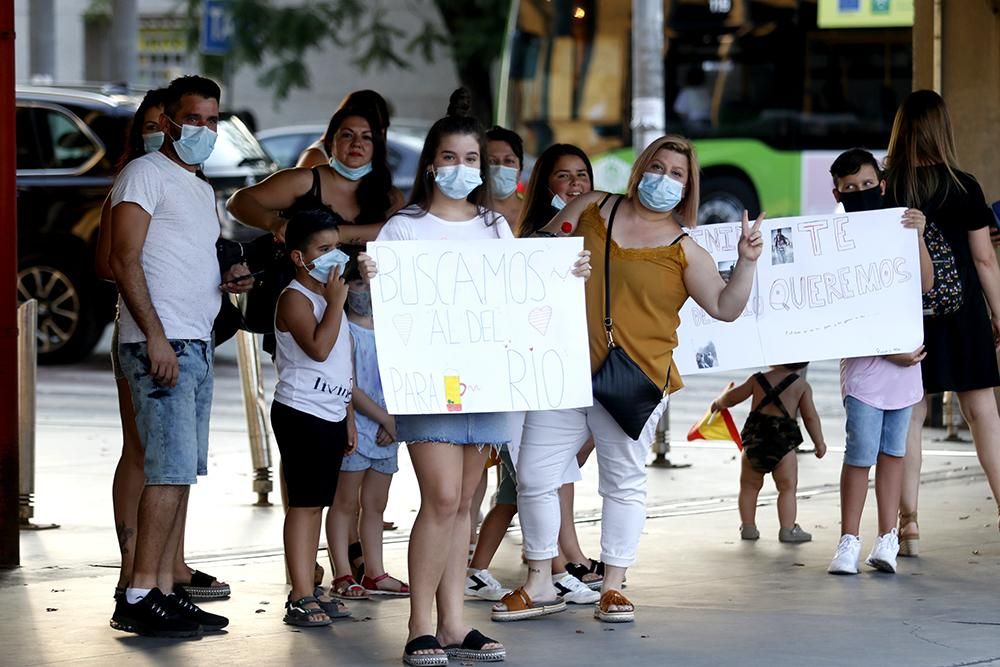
{"left": 15, "top": 84, "right": 275, "bottom": 363}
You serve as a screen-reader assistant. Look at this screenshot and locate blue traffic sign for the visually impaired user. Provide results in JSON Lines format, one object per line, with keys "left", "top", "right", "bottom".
{"left": 201, "top": 0, "right": 233, "bottom": 55}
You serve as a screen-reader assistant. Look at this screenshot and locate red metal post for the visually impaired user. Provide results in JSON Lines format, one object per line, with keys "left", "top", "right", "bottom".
{"left": 0, "top": 0, "right": 20, "bottom": 568}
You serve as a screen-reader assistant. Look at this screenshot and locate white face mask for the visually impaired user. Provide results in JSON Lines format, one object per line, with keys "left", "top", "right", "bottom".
{"left": 434, "top": 164, "right": 483, "bottom": 200}
{"left": 551, "top": 193, "right": 568, "bottom": 211}
{"left": 489, "top": 164, "right": 519, "bottom": 199}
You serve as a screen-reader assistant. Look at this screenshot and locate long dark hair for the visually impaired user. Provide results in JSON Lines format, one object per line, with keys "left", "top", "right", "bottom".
{"left": 320, "top": 106, "right": 393, "bottom": 225}
{"left": 403, "top": 88, "right": 495, "bottom": 223}
{"left": 337, "top": 89, "right": 391, "bottom": 135}
{"left": 517, "top": 143, "right": 593, "bottom": 237}
{"left": 885, "top": 90, "right": 965, "bottom": 208}
{"left": 116, "top": 88, "right": 167, "bottom": 173}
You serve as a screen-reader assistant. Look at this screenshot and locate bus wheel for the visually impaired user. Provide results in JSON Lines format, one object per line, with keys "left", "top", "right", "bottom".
{"left": 698, "top": 176, "right": 760, "bottom": 226}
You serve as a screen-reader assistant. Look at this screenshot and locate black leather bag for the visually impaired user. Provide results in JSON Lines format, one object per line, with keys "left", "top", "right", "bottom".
{"left": 238, "top": 233, "right": 296, "bottom": 335}
{"left": 591, "top": 196, "right": 668, "bottom": 440}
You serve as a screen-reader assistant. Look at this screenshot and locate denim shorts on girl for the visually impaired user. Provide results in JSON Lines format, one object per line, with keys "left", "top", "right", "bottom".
{"left": 843, "top": 395, "right": 912, "bottom": 468}
{"left": 118, "top": 339, "right": 214, "bottom": 485}
{"left": 341, "top": 450, "right": 399, "bottom": 475}
{"left": 396, "top": 412, "right": 511, "bottom": 447}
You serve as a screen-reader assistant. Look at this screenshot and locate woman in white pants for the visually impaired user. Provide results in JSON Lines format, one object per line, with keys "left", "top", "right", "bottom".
{"left": 493, "top": 135, "right": 764, "bottom": 623}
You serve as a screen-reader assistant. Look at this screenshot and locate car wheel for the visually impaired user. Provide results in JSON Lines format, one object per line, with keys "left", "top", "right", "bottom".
{"left": 698, "top": 175, "right": 760, "bottom": 226}
{"left": 17, "top": 254, "right": 100, "bottom": 364}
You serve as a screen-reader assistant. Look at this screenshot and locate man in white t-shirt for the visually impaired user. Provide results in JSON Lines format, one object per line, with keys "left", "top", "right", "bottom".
{"left": 108, "top": 75, "right": 250, "bottom": 638}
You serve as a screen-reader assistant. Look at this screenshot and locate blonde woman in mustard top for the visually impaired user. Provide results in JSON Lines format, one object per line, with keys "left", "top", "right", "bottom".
{"left": 492, "top": 135, "right": 764, "bottom": 624}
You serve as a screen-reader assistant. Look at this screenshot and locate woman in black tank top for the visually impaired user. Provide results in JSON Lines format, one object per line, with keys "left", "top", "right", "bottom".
{"left": 227, "top": 105, "right": 397, "bottom": 249}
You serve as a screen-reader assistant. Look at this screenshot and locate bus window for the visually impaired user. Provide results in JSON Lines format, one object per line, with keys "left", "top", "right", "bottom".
{"left": 501, "top": 0, "right": 912, "bottom": 221}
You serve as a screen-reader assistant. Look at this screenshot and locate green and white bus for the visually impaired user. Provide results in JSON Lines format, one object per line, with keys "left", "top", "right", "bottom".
{"left": 497, "top": 0, "right": 913, "bottom": 223}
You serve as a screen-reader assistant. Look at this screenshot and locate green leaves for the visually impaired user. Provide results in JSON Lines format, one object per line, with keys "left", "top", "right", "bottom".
{"left": 182, "top": 0, "right": 508, "bottom": 114}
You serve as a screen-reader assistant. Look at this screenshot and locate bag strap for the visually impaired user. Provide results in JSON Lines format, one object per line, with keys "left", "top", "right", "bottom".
{"left": 602, "top": 195, "right": 626, "bottom": 347}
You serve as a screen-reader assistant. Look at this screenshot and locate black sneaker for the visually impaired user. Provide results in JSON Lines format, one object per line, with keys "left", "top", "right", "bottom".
{"left": 110, "top": 596, "right": 137, "bottom": 632}
{"left": 113, "top": 588, "right": 203, "bottom": 638}
{"left": 169, "top": 586, "right": 229, "bottom": 631}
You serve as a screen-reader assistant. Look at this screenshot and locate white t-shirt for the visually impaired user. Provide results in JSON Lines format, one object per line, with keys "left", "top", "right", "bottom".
{"left": 274, "top": 281, "right": 354, "bottom": 422}
{"left": 378, "top": 207, "right": 513, "bottom": 242}
{"left": 110, "top": 151, "right": 221, "bottom": 343}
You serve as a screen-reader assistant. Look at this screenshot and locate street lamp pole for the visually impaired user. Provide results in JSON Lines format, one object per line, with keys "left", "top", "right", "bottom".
{"left": 631, "top": 0, "right": 665, "bottom": 151}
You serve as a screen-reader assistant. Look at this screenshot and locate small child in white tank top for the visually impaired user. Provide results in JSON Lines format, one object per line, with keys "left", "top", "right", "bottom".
{"left": 270, "top": 209, "right": 357, "bottom": 627}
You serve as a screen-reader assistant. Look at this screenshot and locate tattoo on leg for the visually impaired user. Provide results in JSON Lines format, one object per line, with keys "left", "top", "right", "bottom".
{"left": 116, "top": 522, "right": 135, "bottom": 552}
{"left": 528, "top": 567, "right": 542, "bottom": 575}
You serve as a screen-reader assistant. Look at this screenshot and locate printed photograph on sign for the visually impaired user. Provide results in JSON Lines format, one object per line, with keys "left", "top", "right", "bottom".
{"left": 771, "top": 228, "right": 794, "bottom": 265}
{"left": 717, "top": 260, "right": 736, "bottom": 283}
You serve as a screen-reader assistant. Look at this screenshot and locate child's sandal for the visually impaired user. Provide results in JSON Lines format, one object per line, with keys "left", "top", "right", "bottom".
{"left": 331, "top": 574, "right": 370, "bottom": 600}
{"left": 283, "top": 596, "right": 332, "bottom": 627}
{"left": 362, "top": 572, "right": 410, "bottom": 597}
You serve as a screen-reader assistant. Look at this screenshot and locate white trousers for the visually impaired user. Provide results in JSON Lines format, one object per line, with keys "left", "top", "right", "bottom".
{"left": 516, "top": 398, "right": 667, "bottom": 568}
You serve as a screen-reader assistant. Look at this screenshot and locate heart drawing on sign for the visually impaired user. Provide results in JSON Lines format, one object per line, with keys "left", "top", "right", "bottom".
{"left": 527, "top": 305, "right": 553, "bottom": 336}
{"left": 392, "top": 314, "right": 414, "bottom": 345}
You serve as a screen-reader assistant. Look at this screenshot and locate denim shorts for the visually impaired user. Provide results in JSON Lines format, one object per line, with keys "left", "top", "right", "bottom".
{"left": 844, "top": 395, "right": 912, "bottom": 468}
{"left": 396, "top": 412, "right": 511, "bottom": 447}
{"left": 341, "top": 449, "right": 399, "bottom": 475}
{"left": 119, "top": 339, "right": 214, "bottom": 485}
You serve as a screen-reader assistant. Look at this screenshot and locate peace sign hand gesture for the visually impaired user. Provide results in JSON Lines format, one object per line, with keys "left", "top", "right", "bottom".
{"left": 737, "top": 209, "right": 766, "bottom": 262}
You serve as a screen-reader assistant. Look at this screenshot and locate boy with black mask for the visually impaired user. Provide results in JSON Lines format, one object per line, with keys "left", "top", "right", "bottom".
{"left": 825, "top": 148, "right": 933, "bottom": 576}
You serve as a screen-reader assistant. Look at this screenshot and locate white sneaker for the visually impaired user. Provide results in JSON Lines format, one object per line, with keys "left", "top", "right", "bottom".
{"left": 828, "top": 535, "right": 861, "bottom": 575}
{"left": 465, "top": 569, "right": 510, "bottom": 601}
{"left": 865, "top": 529, "right": 899, "bottom": 573}
{"left": 552, "top": 572, "right": 600, "bottom": 605}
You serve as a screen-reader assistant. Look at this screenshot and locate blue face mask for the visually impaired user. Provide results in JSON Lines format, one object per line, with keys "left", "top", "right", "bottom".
{"left": 143, "top": 131, "right": 164, "bottom": 154}
{"left": 167, "top": 119, "right": 217, "bottom": 165}
{"left": 434, "top": 164, "right": 483, "bottom": 200}
{"left": 551, "top": 193, "right": 568, "bottom": 211}
{"left": 305, "top": 248, "right": 350, "bottom": 284}
{"left": 330, "top": 157, "right": 373, "bottom": 181}
{"left": 637, "top": 172, "right": 684, "bottom": 213}
{"left": 489, "top": 165, "right": 519, "bottom": 199}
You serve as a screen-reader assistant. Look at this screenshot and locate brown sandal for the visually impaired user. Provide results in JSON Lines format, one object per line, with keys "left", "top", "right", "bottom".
{"left": 490, "top": 586, "right": 566, "bottom": 622}
{"left": 898, "top": 511, "right": 919, "bottom": 557}
{"left": 594, "top": 589, "right": 634, "bottom": 623}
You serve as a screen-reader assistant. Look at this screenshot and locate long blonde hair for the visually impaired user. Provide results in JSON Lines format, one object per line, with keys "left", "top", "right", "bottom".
{"left": 885, "top": 90, "right": 964, "bottom": 208}
{"left": 626, "top": 135, "right": 700, "bottom": 226}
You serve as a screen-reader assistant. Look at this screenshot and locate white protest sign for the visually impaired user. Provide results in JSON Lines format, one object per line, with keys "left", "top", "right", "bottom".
{"left": 369, "top": 238, "right": 593, "bottom": 414}
{"left": 676, "top": 208, "right": 923, "bottom": 375}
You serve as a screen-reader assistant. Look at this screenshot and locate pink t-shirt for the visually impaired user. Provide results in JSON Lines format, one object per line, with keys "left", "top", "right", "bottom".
{"left": 840, "top": 356, "right": 923, "bottom": 411}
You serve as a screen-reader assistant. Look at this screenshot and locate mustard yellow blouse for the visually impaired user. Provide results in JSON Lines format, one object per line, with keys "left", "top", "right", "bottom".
{"left": 578, "top": 201, "right": 689, "bottom": 394}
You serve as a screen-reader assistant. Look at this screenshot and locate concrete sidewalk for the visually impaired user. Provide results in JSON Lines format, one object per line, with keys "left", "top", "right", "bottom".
{"left": 2, "top": 468, "right": 999, "bottom": 666}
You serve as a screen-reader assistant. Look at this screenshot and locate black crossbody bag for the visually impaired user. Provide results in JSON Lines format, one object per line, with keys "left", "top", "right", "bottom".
{"left": 591, "top": 196, "right": 670, "bottom": 440}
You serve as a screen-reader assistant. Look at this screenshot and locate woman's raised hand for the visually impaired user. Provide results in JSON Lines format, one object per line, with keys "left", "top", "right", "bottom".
{"left": 737, "top": 209, "right": 765, "bottom": 262}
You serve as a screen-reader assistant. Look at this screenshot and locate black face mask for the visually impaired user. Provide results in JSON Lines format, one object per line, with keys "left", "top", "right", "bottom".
{"left": 839, "top": 187, "right": 884, "bottom": 213}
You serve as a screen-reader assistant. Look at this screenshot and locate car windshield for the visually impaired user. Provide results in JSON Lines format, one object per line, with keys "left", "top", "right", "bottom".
{"left": 203, "top": 115, "right": 271, "bottom": 170}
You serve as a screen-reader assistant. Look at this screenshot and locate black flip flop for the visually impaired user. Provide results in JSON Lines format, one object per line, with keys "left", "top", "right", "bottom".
{"left": 403, "top": 635, "right": 448, "bottom": 666}
{"left": 444, "top": 629, "right": 506, "bottom": 662}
